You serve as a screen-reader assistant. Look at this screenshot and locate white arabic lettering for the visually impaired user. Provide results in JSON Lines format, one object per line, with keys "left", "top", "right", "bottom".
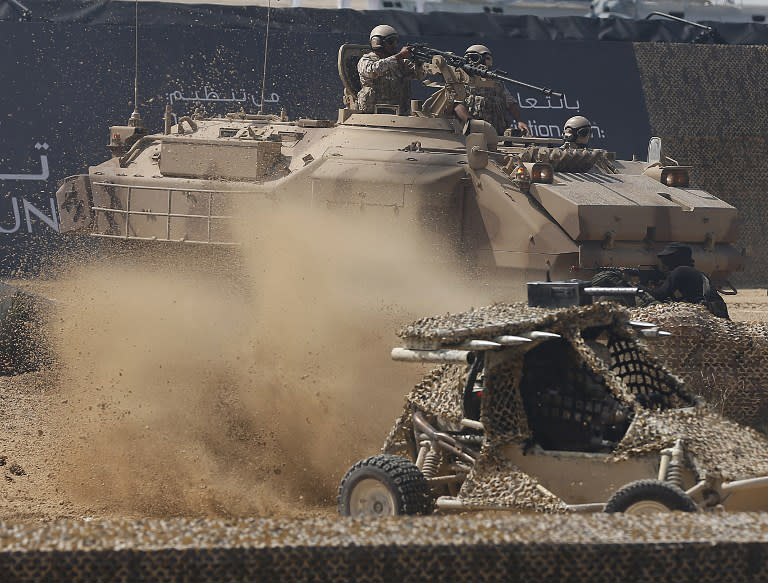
{"left": 168, "top": 90, "right": 183, "bottom": 104}
{"left": 0, "top": 142, "right": 50, "bottom": 182}
{"left": 517, "top": 93, "right": 580, "bottom": 111}
{"left": 167, "top": 87, "right": 280, "bottom": 106}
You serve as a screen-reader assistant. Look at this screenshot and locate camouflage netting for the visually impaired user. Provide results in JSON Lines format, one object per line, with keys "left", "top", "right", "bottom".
{"left": 398, "top": 302, "right": 623, "bottom": 348}
{"left": 612, "top": 407, "right": 768, "bottom": 481}
{"left": 382, "top": 365, "right": 466, "bottom": 459}
{"left": 602, "top": 326, "right": 691, "bottom": 410}
{"left": 406, "top": 364, "right": 466, "bottom": 423}
{"left": 383, "top": 302, "right": 764, "bottom": 512}
{"left": 480, "top": 352, "right": 529, "bottom": 442}
{"left": 634, "top": 43, "right": 768, "bottom": 284}
{"left": 631, "top": 303, "right": 768, "bottom": 434}
{"left": 458, "top": 451, "right": 568, "bottom": 513}
{"left": 2, "top": 514, "right": 768, "bottom": 582}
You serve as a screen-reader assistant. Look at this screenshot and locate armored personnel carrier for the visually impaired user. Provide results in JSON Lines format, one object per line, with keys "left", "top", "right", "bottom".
{"left": 338, "top": 302, "right": 768, "bottom": 516}
{"left": 56, "top": 44, "right": 742, "bottom": 287}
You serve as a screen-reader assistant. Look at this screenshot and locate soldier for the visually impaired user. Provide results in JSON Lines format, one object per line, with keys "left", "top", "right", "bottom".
{"left": 649, "top": 243, "right": 730, "bottom": 319}
{"left": 562, "top": 116, "right": 592, "bottom": 148}
{"left": 462, "top": 45, "right": 529, "bottom": 136}
{"left": 357, "top": 25, "right": 419, "bottom": 114}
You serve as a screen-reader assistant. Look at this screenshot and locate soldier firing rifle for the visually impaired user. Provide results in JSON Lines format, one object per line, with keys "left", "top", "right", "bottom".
{"left": 407, "top": 43, "right": 562, "bottom": 98}
{"left": 406, "top": 43, "right": 561, "bottom": 135}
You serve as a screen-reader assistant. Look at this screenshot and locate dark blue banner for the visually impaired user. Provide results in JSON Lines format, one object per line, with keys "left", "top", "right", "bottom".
{"left": 4, "top": 2, "right": 768, "bottom": 44}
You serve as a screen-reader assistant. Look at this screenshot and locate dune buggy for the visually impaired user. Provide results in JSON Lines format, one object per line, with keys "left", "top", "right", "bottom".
{"left": 338, "top": 302, "right": 768, "bottom": 516}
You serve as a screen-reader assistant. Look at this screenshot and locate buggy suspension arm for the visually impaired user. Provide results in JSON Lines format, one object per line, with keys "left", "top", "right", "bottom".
{"left": 413, "top": 411, "right": 477, "bottom": 465}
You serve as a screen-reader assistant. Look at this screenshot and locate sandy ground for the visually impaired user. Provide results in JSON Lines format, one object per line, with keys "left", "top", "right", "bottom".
{"left": 721, "top": 288, "right": 768, "bottom": 322}
{"left": 0, "top": 208, "right": 495, "bottom": 522}
{"left": 0, "top": 268, "right": 764, "bottom": 522}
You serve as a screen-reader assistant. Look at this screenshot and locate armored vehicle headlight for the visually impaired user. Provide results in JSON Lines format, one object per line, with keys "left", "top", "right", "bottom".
{"left": 661, "top": 168, "right": 690, "bottom": 188}
{"left": 643, "top": 164, "right": 691, "bottom": 188}
{"left": 518, "top": 162, "right": 553, "bottom": 184}
{"left": 530, "top": 163, "right": 554, "bottom": 184}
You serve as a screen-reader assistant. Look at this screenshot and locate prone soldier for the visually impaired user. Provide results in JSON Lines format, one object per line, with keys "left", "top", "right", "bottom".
{"left": 589, "top": 243, "right": 730, "bottom": 319}
{"left": 649, "top": 243, "right": 730, "bottom": 319}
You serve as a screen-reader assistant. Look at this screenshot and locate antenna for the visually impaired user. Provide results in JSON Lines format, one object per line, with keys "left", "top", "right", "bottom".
{"left": 8, "top": 0, "right": 32, "bottom": 21}
{"left": 129, "top": 0, "right": 143, "bottom": 127}
{"left": 258, "top": 0, "right": 272, "bottom": 114}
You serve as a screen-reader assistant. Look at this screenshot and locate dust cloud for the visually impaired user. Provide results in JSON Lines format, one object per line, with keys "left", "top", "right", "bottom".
{"left": 49, "top": 204, "right": 491, "bottom": 518}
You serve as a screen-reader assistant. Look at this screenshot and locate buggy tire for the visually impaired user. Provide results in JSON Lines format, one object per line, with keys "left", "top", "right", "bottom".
{"left": 604, "top": 479, "right": 697, "bottom": 514}
{"left": 337, "top": 454, "right": 433, "bottom": 517}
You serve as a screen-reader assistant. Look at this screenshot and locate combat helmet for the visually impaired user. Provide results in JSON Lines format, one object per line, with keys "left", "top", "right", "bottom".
{"left": 370, "top": 24, "right": 399, "bottom": 51}
{"left": 563, "top": 115, "right": 592, "bottom": 146}
{"left": 657, "top": 242, "right": 695, "bottom": 268}
{"left": 465, "top": 44, "right": 492, "bottom": 67}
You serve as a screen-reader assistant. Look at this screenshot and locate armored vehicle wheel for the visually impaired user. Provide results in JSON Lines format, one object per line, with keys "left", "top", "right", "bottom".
{"left": 604, "top": 479, "right": 697, "bottom": 514}
{"left": 338, "top": 454, "right": 433, "bottom": 517}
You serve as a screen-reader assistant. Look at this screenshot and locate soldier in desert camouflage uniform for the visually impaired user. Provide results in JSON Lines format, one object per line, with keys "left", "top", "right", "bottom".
{"left": 357, "top": 25, "right": 420, "bottom": 114}
{"left": 462, "top": 45, "right": 529, "bottom": 136}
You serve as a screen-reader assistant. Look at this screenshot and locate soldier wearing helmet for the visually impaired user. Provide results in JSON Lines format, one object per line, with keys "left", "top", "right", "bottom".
{"left": 357, "top": 25, "right": 420, "bottom": 114}
{"left": 562, "top": 115, "right": 592, "bottom": 148}
{"left": 461, "top": 44, "right": 529, "bottom": 136}
{"left": 648, "top": 243, "right": 730, "bottom": 319}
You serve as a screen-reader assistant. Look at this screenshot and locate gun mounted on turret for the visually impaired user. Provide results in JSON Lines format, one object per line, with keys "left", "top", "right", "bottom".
{"left": 406, "top": 44, "right": 563, "bottom": 98}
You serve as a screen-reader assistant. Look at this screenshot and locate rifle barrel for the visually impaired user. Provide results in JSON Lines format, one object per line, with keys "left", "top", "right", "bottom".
{"left": 484, "top": 70, "right": 562, "bottom": 98}
{"left": 408, "top": 44, "right": 562, "bottom": 97}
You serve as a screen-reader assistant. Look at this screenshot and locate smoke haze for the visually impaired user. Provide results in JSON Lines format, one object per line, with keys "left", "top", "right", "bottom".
{"left": 49, "top": 204, "right": 489, "bottom": 517}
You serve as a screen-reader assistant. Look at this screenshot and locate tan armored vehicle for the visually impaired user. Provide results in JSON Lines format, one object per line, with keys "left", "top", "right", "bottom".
{"left": 56, "top": 44, "right": 742, "bottom": 287}
{"left": 338, "top": 302, "right": 768, "bottom": 516}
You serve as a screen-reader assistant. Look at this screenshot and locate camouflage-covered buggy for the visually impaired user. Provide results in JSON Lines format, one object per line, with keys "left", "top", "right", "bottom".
{"left": 338, "top": 303, "right": 768, "bottom": 516}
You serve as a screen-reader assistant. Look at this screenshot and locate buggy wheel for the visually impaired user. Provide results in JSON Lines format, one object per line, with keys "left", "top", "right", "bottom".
{"left": 604, "top": 479, "right": 697, "bottom": 514}
{"left": 337, "top": 454, "right": 433, "bottom": 517}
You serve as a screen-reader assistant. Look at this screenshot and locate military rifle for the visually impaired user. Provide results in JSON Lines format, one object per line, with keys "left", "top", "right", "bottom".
{"left": 586, "top": 266, "right": 666, "bottom": 287}
{"left": 406, "top": 44, "right": 563, "bottom": 97}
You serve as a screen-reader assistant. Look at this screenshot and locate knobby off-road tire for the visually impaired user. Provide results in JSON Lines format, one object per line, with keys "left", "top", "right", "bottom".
{"left": 604, "top": 479, "right": 698, "bottom": 514}
{"left": 337, "top": 454, "right": 433, "bottom": 517}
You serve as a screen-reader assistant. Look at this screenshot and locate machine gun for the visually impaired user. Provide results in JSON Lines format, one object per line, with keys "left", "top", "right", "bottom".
{"left": 584, "top": 266, "right": 666, "bottom": 286}
{"left": 406, "top": 44, "right": 562, "bottom": 97}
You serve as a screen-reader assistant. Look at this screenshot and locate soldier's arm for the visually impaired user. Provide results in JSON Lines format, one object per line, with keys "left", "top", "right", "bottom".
{"left": 647, "top": 278, "right": 672, "bottom": 301}
{"left": 634, "top": 289, "right": 660, "bottom": 308}
{"left": 454, "top": 102, "right": 472, "bottom": 123}
{"left": 358, "top": 54, "right": 401, "bottom": 79}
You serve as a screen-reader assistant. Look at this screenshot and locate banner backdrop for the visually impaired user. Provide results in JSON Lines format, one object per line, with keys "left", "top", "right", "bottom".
{"left": 4, "top": 1, "right": 768, "bottom": 44}
{"left": 0, "top": 21, "right": 650, "bottom": 274}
